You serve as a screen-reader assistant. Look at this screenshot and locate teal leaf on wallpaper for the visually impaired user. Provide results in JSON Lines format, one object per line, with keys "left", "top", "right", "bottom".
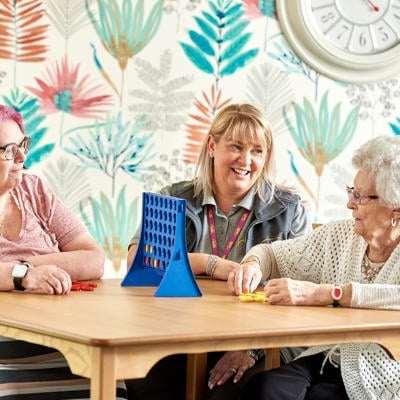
{"left": 80, "top": 186, "right": 139, "bottom": 268}
{"left": 283, "top": 91, "right": 359, "bottom": 177}
{"left": 180, "top": 43, "right": 215, "bottom": 74}
{"left": 220, "top": 49, "right": 258, "bottom": 76}
{"left": 86, "top": 0, "right": 163, "bottom": 65}
{"left": 180, "top": 0, "right": 258, "bottom": 83}
{"left": 258, "top": 0, "right": 276, "bottom": 17}
{"left": 287, "top": 149, "right": 316, "bottom": 203}
{"left": 188, "top": 30, "right": 215, "bottom": 56}
{"left": 268, "top": 39, "right": 317, "bottom": 82}
{"left": 195, "top": 16, "right": 218, "bottom": 40}
{"left": 224, "top": 3, "right": 243, "bottom": 19}
{"left": 26, "top": 144, "right": 56, "bottom": 166}
{"left": 223, "top": 20, "right": 250, "bottom": 40}
{"left": 86, "top": 0, "right": 163, "bottom": 105}
{"left": 283, "top": 91, "right": 359, "bottom": 216}
{"left": 389, "top": 117, "right": 400, "bottom": 135}
{"left": 2, "top": 88, "right": 54, "bottom": 169}
{"left": 64, "top": 112, "right": 155, "bottom": 196}
{"left": 29, "top": 127, "right": 46, "bottom": 148}
{"left": 202, "top": 11, "right": 218, "bottom": 26}
{"left": 221, "top": 33, "right": 251, "bottom": 59}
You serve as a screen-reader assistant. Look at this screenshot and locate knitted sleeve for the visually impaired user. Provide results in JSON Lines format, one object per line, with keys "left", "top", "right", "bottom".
{"left": 351, "top": 283, "right": 400, "bottom": 309}
{"left": 241, "top": 244, "right": 280, "bottom": 280}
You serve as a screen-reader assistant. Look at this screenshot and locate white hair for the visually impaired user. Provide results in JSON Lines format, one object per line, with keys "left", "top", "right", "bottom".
{"left": 352, "top": 135, "right": 400, "bottom": 209}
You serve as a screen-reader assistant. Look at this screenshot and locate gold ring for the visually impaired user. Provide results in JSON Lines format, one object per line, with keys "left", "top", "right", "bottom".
{"left": 229, "top": 367, "right": 237, "bottom": 374}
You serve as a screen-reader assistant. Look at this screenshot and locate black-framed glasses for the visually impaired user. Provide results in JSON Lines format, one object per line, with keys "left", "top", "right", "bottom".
{"left": 0, "top": 136, "right": 31, "bottom": 160}
{"left": 346, "top": 186, "right": 379, "bottom": 205}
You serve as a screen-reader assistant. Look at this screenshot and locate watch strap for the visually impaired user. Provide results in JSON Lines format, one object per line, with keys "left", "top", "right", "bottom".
{"left": 13, "top": 263, "right": 32, "bottom": 291}
{"left": 13, "top": 276, "right": 25, "bottom": 291}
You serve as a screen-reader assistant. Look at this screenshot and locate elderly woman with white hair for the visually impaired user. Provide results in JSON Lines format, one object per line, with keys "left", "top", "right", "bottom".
{"left": 229, "top": 135, "right": 400, "bottom": 400}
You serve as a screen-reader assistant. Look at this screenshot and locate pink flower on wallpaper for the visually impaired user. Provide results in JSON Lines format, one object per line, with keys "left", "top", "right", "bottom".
{"left": 26, "top": 55, "right": 113, "bottom": 119}
{"left": 241, "top": 0, "right": 277, "bottom": 20}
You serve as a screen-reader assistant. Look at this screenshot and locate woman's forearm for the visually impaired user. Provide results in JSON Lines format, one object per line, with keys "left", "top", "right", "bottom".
{"left": 24, "top": 250, "right": 104, "bottom": 280}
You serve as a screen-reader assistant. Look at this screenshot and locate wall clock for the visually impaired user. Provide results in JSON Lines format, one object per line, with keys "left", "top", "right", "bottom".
{"left": 276, "top": 0, "right": 400, "bottom": 83}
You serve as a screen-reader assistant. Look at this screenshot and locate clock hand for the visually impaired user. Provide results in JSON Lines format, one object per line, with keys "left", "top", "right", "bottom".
{"left": 365, "top": 0, "right": 379, "bottom": 12}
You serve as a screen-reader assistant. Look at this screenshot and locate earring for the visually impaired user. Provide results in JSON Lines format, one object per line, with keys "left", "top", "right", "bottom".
{"left": 391, "top": 218, "right": 397, "bottom": 227}
{"left": 209, "top": 152, "right": 214, "bottom": 158}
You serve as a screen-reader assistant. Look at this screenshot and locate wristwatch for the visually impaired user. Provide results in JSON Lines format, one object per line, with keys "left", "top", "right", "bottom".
{"left": 331, "top": 285, "right": 343, "bottom": 307}
{"left": 12, "top": 263, "right": 31, "bottom": 291}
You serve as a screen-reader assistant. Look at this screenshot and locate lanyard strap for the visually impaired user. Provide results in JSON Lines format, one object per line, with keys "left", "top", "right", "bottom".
{"left": 207, "top": 205, "right": 250, "bottom": 259}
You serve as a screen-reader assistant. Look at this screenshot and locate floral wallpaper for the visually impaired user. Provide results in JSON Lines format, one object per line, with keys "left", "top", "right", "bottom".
{"left": 2, "top": 0, "right": 399, "bottom": 277}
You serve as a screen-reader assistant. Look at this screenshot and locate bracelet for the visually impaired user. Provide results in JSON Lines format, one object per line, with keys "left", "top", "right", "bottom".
{"left": 246, "top": 349, "right": 263, "bottom": 362}
{"left": 240, "top": 255, "right": 261, "bottom": 266}
{"left": 206, "top": 255, "right": 220, "bottom": 277}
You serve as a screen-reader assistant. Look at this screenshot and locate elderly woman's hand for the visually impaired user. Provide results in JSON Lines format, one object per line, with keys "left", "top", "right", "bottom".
{"left": 208, "top": 350, "right": 256, "bottom": 389}
{"left": 227, "top": 257, "right": 262, "bottom": 295}
{"left": 23, "top": 265, "right": 72, "bottom": 295}
{"left": 264, "top": 278, "right": 331, "bottom": 306}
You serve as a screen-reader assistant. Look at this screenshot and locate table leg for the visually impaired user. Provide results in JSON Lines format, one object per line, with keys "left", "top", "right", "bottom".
{"left": 186, "top": 353, "right": 208, "bottom": 400}
{"left": 264, "top": 348, "right": 280, "bottom": 370}
{"left": 90, "top": 348, "right": 117, "bottom": 400}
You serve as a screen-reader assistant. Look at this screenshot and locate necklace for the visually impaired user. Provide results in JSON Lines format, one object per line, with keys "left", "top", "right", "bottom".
{"left": 361, "top": 254, "right": 385, "bottom": 283}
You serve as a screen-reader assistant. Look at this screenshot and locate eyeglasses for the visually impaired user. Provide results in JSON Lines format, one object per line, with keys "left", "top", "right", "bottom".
{"left": 346, "top": 186, "right": 379, "bottom": 205}
{"left": 0, "top": 136, "right": 31, "bottom": 160}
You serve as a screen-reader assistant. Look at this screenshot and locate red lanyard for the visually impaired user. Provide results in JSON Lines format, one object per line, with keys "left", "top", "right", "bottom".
{"left": 207, "top": 205, "right": 250, "bottom": 259}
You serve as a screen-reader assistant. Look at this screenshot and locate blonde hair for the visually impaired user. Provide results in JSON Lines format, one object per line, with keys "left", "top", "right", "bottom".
{"left": 193, "top": 103, "right": 288, "bottom": 203}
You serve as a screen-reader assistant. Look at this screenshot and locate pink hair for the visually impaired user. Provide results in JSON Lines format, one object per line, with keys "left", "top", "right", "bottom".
{"left": 0, "top": 105, "right": 25, "bottom": 135}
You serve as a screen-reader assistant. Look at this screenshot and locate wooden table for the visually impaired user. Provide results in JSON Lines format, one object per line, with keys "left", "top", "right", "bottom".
{"left": 1, "top": 278, "right": 400, "bottom": 400}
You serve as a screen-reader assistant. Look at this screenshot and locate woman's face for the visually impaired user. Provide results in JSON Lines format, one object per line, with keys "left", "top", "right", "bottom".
{"left": 208, "top": 132, "right": 268, "bottom": 199}
{"left": 347, "top": 169, "right": 393, "bottom": 242}
{"left": 0, "top": 119, "right": 26, "bottom": 193}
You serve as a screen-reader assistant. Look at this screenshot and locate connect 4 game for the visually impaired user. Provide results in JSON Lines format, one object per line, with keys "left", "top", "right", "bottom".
{"left": 121, "top": 192, "right": 202, "bottom": 297}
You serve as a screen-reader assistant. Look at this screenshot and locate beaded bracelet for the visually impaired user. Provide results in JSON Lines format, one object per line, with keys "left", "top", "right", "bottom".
{"left": 206, "top": 255, "right": 220, "bottom": 277}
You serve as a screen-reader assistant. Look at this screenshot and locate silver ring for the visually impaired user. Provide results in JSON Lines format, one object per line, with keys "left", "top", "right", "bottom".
{"left": 229, "top": 367, "right": 237, "bottom": 374}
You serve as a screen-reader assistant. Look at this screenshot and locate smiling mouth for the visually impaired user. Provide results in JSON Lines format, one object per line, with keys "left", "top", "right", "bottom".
{"left": 232, "top": 168, "right": 250, "bottom": 176}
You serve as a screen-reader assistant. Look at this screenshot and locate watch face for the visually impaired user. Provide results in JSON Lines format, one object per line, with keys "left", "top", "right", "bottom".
{"left": 308, "top": 0, "right": 400, "bottom": 54}
{"left": 12, "top": 264, "right": 28, "bottom": 278}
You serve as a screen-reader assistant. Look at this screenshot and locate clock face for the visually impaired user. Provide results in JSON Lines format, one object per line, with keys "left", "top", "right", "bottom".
{"left": 308, "top": 0, "right": 400, "bottom": 55}
{"left": 276, "top": 0, "right": 400, "bottom": 82}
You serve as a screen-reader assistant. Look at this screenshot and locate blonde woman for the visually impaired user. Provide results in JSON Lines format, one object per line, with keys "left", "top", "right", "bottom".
{"left": 127, "top": 104, "right": 310, "bottom": 400}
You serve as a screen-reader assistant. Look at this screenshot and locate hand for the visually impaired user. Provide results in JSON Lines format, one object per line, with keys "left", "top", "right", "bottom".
{"left": 211, "top": 258, "right": 241, "bottom": 281}
{"left": 264, "top": 278, "right": 323, "bottom": 305}
{"left": 208, "top": 351, "right": 256, "bottom": 389}
{"left": 23, "top": 265, "right": 72, "bottom": 295}
{"left": 227, "top": 259, "right": 262, "bottom": 295}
